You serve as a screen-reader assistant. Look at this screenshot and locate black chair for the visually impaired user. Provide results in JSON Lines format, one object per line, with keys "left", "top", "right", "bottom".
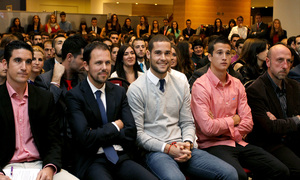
{"left": 108, "top": 77, "right": 130, "bottom": 92}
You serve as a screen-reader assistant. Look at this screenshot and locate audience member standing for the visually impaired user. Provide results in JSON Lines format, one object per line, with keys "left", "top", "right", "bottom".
{"left": 111, "top": 14, "right": 121, "bottom": 35}
{"left": 248, "top": 13, "right": 268, "bottom": 39}
{"left": 27, "top": 15, "right": 43, "bottom": 33}
{"left": 137, "top": 16, "right": 150, "bottom": 38}
{"left": 87, "top": 17, "right": 101, "bottom": 35}
{"left": 59, "top": 11, "right": 72, "bottom": 32}
{"left": 44, "top": 14, "right": 60, "bottom": 34}
{"left": 159, "top": 18, "right": 171, "bottom": 35}
{"left": 182, "top": 19, "right": 196, "bottom": 41}
{"left": 167, "top": 21, "right": 181, "bottom": 39}
{"left": 121, "top": 18, "right": 135, "bottom": 35}
{"left": 268, "top": 19, "right": 287, "bottom": 46}
{"left": 228, "top": 16, "right": 247, "bottom": 40}
{"left": 8, "top": 18, "right": 25, "bottom": 33}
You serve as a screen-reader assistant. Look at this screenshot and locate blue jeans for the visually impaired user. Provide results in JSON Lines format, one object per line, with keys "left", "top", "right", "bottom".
{"left": 145, "top": 148, "right": 238, "bottom": 180}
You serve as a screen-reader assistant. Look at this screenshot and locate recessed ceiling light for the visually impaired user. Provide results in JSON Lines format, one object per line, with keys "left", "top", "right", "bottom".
{"left": 155, "top": 3, "right": 158, "bottom": 5}
{"left": 116, "top": 2, "right": 119, "bottom": 4}
{"left": 136, "top": 3, "right": 138, "bottom": 5}
{"left": 265, "top": 6, "right": 268, "bottom": 8}
{"left": 252, "top": 7, "right": 255, "bottom": 9}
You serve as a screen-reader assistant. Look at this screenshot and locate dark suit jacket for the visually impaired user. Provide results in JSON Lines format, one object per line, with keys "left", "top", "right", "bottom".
{"left": 159, "top": 26, "right": 171, "bottom": 35}
{"left": 182, "top": 28, "right": 196, "bottom": 40}
{"left": 43, "top": 58, "right": 55, "bottom": 72}
{"left": 65, "top": 79, "right": 137, "bottom": 179}
{"left": 246, "top": 72, "right": 300, "bottom": 151}
{"left": 0, "top": 83, "right": 61, "bottom": 174}
{"left": 35, "top": 70, "right": 86, "bottom": 104}
{"left": 87, "top": 26, "right": 101, "bottom": 35}
{"left": 288, "top": 64, "right": 300, "bottom": 82}
{"left": 248, "top": 22, "right": 268, "bottom": 39}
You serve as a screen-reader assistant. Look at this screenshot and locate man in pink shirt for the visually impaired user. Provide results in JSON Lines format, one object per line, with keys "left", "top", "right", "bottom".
{"left": 0, "top": 41, "right": 77, "bottom": 180}
{"left": 191, "top": 36, "right": 289, "bottom": 180}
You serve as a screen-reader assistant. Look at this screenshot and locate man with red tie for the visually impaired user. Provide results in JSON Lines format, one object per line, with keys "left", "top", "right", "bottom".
{"left": 249, "top": 13, "right": 268, "bottom": 39}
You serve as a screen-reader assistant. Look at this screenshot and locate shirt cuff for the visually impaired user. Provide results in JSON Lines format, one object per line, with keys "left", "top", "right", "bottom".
{"left": 161, "top": 143, "right": 167, "bottom": 153}
{"left": 111, "top": 122, "right": 120, "bottom": 131}
{"left": 43, "top": 164, "right": 57, "bottom": 175}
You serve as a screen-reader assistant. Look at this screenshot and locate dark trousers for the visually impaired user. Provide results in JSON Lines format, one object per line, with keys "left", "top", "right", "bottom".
{"left": 271, "top": 144, "right": 300, "bottom": 180}
{"left": 204, "top": 143, "right": 289, "bottom": 180}
{"left": 84, "top": 154, "right": 158, "bottom": 180}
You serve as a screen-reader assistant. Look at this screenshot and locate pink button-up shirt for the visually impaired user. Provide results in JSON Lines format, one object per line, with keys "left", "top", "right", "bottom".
{"left": 191, "top": 68, "right": 253, "bottom": 149}
{"left": 6, "top": 81, "right": 40, "bottom": 163}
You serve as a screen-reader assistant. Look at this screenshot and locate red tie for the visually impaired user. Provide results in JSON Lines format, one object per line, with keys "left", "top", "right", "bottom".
{"left": 257, "top": 23, "right": 259, "bottom": 31}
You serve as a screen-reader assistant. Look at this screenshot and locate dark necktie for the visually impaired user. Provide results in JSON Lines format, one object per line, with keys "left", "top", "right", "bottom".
{"left": 95, "top": 90, "right": 119, "bottom": 164}
{"left": 140, "top": 63, "right": 144, "bottom": 72}
{"left": 159, "top": 79, "right": 165, "bottom": 92}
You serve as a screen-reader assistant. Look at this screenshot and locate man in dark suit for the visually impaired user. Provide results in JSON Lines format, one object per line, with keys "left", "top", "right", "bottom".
{"left": 65, "top": 42, "right": 157, "bottom": 180}
{"left": 159, "top": 19, "right": 171, "bottom": 36}
{"left": 182, "top": 19, "right": 196, "bottom": 41}
{"left": 87, "top": 17, "right": 101, "bottom": 35}
{"left": 0, "top": 41, "right": 77, "bottom": 179}
{"left": 246, "top": 44, "right": 300, "bottom": 179}
{"left": 132, "top": 38, "right": 150, "bottom": 72}
{"left": 35, "top": 35, "right": 87, "bottom": 170}
{"left": 248, "top": 13, "right": 268, "bottom": 39}
{"left": 43, "top": 35, "right": 66, "bottom": 72}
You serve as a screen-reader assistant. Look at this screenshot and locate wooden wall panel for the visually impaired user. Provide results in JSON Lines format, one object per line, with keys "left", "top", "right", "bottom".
{"left": 131, "top": 4, "right": 173, "bottom": 17}
{"left": 174, "top": 0, "right": 251, "bottom": 31}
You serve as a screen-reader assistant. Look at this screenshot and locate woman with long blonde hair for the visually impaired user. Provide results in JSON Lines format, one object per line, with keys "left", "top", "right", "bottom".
{"left": 44, "top": 14, "right": 60, "bottom": 34}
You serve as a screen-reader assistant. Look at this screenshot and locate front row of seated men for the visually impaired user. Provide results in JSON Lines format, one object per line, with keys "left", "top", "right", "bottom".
{"left": 0, "top": 35, "right": 300, "bottom": 180}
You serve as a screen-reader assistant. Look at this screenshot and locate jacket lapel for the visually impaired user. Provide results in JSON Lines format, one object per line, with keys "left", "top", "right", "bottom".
{"left": 261, "top": 73, "right": 285, "bottom": 118}
{"left": 80, "top": 79, "right": 102, "bottom": 126}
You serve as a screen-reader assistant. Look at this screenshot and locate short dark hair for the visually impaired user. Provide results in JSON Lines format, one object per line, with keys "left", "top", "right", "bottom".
{"left": 60, "top": 11, "right": 66, "bottom": 16}
{"left": 132, "top": 38, "right": 144, "bottom": 47}
{"left": 235, "top": 39, "right": 245, "bottom": 48}
{"left": 192, "top": 39, "right": 203, "bottom": 49}
{"left": 41, "top": 31, "right": 50, "bottom": 37}
{"left": 163, "top": 18, "right": 169, "bottom": 22}
{"left": 61, "top": 34, "right": 87, "bottom": 61}
{"left": 231, "top": 34, "right": 240, "bottom": 41}
{"left": 186, "top": 19, "right": 191, "bottom": 23}
{"left": 83, "top": 42, "right": 110, "bottom": 65}
{"left": 4, "top": 40, "right": 33, "bottom": 66}
{"left": 255, "top": 13, "right": 262, "bottom": 17}
{"left": 148, "top": 34, "right": 170, "bottom": 53}
{"left": 52, "top": 34, "right": 66, "bottom": 47}
{"left": 109, "top": 31, "right": 118, "bottom": 38}
{"left": 287, "top": 36, "right": 296, "bottom": 46}
{"left": 31, "top": 32, "right": 41, "bottom": 40}
{"left": 208, "top": 36, "right": 231, "bottom": 55}
{"left": 91, "top": 17, "right": 97, "bottom": 21}
{"left": 237, "top": 16, "right": 243, "bottom": 21}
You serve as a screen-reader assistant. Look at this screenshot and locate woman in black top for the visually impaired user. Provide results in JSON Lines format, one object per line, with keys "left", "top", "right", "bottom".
{"left": 9, "top": 18, "right": 25, "bottom": 33}
{"left": 121, "top": 18, "right": 135, "bottom": 35}
{"left": 27, "top": 15, "right": 43, "bottom": 33}
{"left": 137, "top": 16, "right": 150, "bottom": 38}
{"left": 151, "top": 20, "right": 160, "bottom": 35}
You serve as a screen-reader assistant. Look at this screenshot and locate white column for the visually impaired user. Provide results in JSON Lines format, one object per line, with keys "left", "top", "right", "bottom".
{"left": 273, "top": 0, "right": 300, "bottom": 37}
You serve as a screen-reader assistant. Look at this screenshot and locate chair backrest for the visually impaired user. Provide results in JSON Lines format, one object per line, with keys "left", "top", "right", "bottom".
{"left": 108, "top": 77, "right": 130, "bottom": 92}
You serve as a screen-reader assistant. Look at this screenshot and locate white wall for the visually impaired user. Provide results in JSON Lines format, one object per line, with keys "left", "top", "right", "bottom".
{"left": 273, "top": 0, "right": 300, "bottom": 37}
{"left": 103, "top": 3, "right": 132, "bottom": 16}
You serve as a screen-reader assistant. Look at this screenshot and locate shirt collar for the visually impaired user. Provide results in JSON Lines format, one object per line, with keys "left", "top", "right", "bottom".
{"left": 206, "top": 68, "right": 231, "bottom": 88}
{"left": 267, "top": 71, "right": 286, "bottom": 93}
{"left": 87, "top": 77, "right": 106, "bottom": 95}
{"left": 6, "top": 81, "right": 29, "bottom": 98}
{"left": 147, "top": 69, "right": 169, "bottom": 86}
